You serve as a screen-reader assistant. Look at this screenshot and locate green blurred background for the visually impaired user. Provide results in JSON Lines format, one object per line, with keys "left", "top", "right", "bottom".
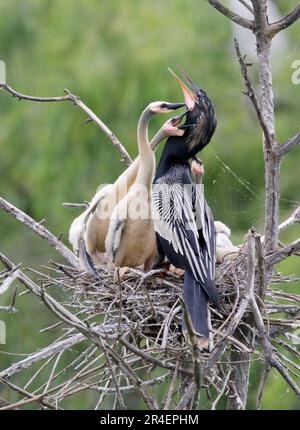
{"left": 0, "top": 0, "right": 299, "bottom": 409}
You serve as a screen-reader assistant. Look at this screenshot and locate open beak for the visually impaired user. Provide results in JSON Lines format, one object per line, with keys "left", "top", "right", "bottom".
{"left": 168, "top": 67, "right": 197, "bottom": 110}
{"left": 163, "top": 111, "right": 187, "bottom": 137}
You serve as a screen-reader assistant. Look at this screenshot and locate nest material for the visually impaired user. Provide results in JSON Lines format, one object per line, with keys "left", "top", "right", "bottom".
{"left": 0, "top": 247, "right": 299, "bottom": 409}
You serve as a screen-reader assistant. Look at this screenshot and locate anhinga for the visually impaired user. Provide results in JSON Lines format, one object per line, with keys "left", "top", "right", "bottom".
{"left": 152, "top": 70, "right": 219, "bottom": 349}
{"left": 190, "top": 158, "right": 239, "bottom": 264}
{"left": 105, "top": 101, "right": 185, "bottom": 270}
{"left": 68, "top": 104, "right": 184, "bottom": 268}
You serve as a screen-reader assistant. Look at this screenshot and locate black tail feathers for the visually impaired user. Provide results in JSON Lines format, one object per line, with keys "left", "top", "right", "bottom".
{"left": 183, "top": 270, "right": 209, "bottom": 338}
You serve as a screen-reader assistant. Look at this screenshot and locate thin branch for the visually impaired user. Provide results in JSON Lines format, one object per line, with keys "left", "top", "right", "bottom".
{"left": 234, "top": 38, "right": 273, "bottom": 150}
{"left": 207, "top": 0, "right": 254, "bottom": 29}
{"left": 0, "top": 332, "right": 85, "bottom": 379}
{"left": 268, "top": 5, "right": 300, "bottom": 37}
{"left": 250, "top": 297, "right": 300, "bottom": 397}
{"left": 211, "top": 369, "right": 231, "bottom": 410}
{"left": 62, "top": 202, "right": 89, "bottom": 210}
{"left": 0, "top": 197, "right": 78, "bottom": 267}
{"left": 163, "top": 361, "right": 179, "bottom": 410}
{"left": 277, "top": 132, "right": 300, "bottom": 158}
{"left": 255, "top": 364, "right": 271, "bottom": 410}
{"left": 0, "top": 83, "right": 132, "bottom": 166}
{"left": 238, "top": 0, "right": 253, "bottom": 14}
{"left": 0, "top": 377, "right": 58, "bottom": 410}
{"left": 266, "top": 238, "right": 300, "bottom": 267}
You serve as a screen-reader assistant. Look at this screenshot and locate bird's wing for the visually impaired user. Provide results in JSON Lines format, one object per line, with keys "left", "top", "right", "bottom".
{"left": 153, "top": 176, "right": 216, "bottom": 293}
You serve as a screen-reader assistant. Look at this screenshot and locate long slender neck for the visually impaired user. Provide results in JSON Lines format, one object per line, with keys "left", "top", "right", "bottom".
{"left": 113, "top": 114, "right": 166, "bottom": 192}
{"left": 150, "top": 128, "right": 167, "bottom": 151}
{"left": 155, "top": 136, "right": 189, "bottom": 179}
{"left": 135, "top": 107, "right": 155, "bottom": 185}
{"left": 137, "top": 108, "right": 153, "bottom": 157}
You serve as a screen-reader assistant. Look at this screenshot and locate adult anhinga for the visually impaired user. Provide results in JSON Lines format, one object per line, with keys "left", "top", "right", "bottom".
{"left": 190, "top": 158, "right": 239, "bottom": 265}
{"left": 105, "top": 101, "right": 185, "bottom": 270}
{"left": 68, "top": 103, "right": 185, "bottom": 268}
{"left": 152, "top": 71, "right": 219, "bottom": 349}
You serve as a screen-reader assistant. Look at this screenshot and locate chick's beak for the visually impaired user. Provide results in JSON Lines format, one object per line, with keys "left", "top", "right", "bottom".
{"left": 164, "top": 102, "right": 185, "bottom": 111}
{"left": 163, "top": 111, "right": 187, "bottom": 137}
{"left": 168, "top": 67, "right": 197, "bottom": 110}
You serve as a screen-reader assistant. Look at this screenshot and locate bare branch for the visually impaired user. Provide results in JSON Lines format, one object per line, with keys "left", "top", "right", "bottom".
{"left": 0, "top": 83, "right": 132, "bottom": 166}
{"left": 260, "top": 206, "right": 300, "bottom": 246}
{"left": 250, "top": 296, "right": 300, "bottom": 397}
{"left": 266, "top": 238, "right": 300, "bottom": 267}
{"left": 0, "top": 333, "right": 85, "bottom": 379}
{"left": 268, "top": 5, "right": 300, "bottom": 37}
{"left": 62, "top": 202, "right": 89, "bottom": 210}
{"left": 234, "top": 38, "right": 273, "bottom": 151}
{"left": 0, "top": 197, "right": 78, "bottom": 267}
{"left": 255, "top": 364, "right": 270, "bottom": 410}
{"left": 0, "top": 376, "right": 57, "bottom": 410}
{"left": 207, "top": 0, "right": 253, "bottom": 29}
{"left": 238, "top": 0, "right": 253, "bottom": 14}
{"left": 277, "top": 132, "right": 300, "bottom": 158}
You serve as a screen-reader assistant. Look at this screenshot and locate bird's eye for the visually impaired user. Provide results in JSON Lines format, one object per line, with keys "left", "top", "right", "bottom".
{"left": 160, "top": 103, "right": 167, "bottom": 109}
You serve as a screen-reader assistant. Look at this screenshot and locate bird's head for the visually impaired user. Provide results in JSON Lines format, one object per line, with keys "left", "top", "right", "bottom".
{"left": 148, "top": 101, "right": 185, "bottom": 114}
{"left": 169, "top": 68, "right": 217, "bottom": 156}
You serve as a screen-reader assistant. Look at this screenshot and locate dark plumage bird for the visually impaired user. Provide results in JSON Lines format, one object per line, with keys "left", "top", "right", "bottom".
{"left": 152, "top": 70, "right": 219, "bottom": 349}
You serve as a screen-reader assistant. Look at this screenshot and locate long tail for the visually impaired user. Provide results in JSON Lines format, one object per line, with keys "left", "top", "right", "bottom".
{"left": 183, "top": 270, "right": 209, "bottom": 338}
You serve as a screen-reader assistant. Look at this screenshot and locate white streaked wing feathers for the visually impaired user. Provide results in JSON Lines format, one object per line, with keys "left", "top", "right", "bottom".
{"left": 153, "top": 178, "right": 215, "bottom": 283}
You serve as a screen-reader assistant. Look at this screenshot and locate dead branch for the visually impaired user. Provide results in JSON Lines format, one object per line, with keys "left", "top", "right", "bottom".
{"left": 0, "top": 197, "right": 78, "bottom": 267}
{"left": 0, "top": 83, "right": 132, "bottom": 166}
{"left": 234, "top": 38, "right": 273, "bottom": 151}
{"left": 206, "top": 0, "right": 254, "bottom": 30}
{"left": 266, "top": 238, "right": 300, "bottom": 267}
{"left": 277, "top": 132, "right": 300, "bottom": 158}
{"left": 238, "top": 0, "right": 253, "bottom": 15}
{"left": 268, "top": 4, "right": 300, "bottom": 37}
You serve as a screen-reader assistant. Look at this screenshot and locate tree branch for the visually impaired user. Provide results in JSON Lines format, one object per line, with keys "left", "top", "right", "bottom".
{"left": 234, "top": 38, "right": 273, "bottom": 151}
{"left": 207, "top": 0, "right": 254, "bottom": 30}
{"left": 238, "top": 0, "right": 253, "bottom": 15}
{"left": 266, "top": 238, "right": 300, "bottom": 267}
{"left": 268, "top": 5, "right": 300, "bottom": 37}
{"left": 0, "top": 197, "right": 78, "bottom": 267}
{"left": 0, "top": 83, "right": 132, "bottom": 166}
{"left": 277, "top": 132, "right": 300, "bottom": 158}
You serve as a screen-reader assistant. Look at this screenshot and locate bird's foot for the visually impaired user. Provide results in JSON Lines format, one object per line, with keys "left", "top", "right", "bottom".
{"left": 114, "top": 267, "right": 130, "bottom": 283}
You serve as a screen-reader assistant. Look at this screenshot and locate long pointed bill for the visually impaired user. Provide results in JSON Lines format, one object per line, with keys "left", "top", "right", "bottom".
{"left": 168, "top": 67, "right": 197, "bottom": 110}
{"left": 164, "top": 102, "right": 186, "bottom": 110}
{"left": 179, "top": 67, "right": 198, "bottom": 92}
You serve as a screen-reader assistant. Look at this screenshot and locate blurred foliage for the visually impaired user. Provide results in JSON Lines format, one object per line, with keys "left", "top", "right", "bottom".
{"left": 0, "top": 0, "right": 299, "bottom": 409}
